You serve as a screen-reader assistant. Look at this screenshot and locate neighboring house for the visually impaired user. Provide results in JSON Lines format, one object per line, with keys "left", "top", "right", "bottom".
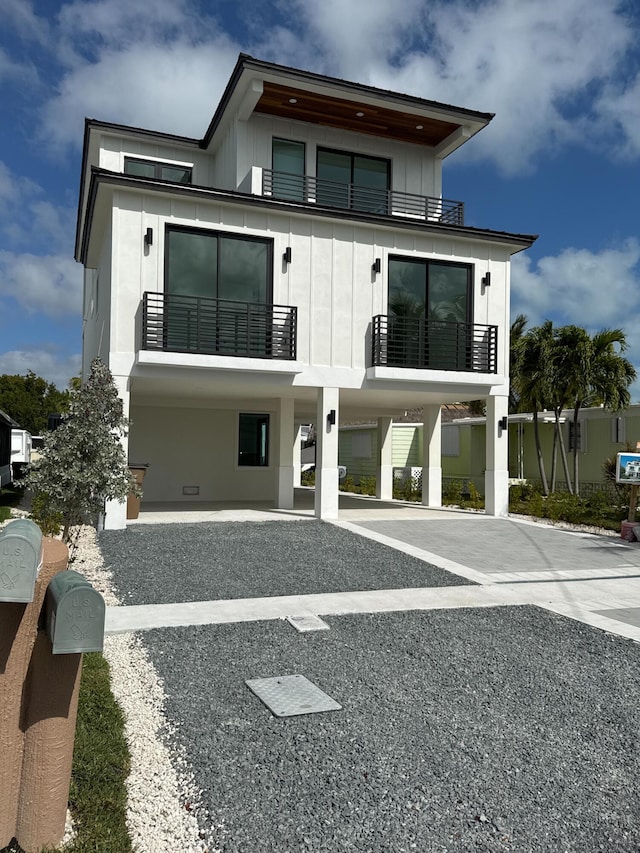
{"left": 0, "top": 410, "right": 19, "bottom": 488}
{"left": 342, "top": 405, "right": 640, "bottom": 495}
{"left": 75, "top": 53, "right": 536, "bottom": 529}
{"left": 10, "top": 429, "right": 32, "bottom": 480}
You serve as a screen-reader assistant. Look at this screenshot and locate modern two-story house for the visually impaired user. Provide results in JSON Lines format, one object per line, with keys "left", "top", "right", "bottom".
{"left": 75, "top": 54, "right": 536, "bottom": 529}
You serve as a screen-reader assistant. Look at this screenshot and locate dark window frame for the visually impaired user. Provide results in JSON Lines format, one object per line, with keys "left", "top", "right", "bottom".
{"left": 124, "top": 156, "right": 193, "bottom": 184}
{"left": 163, "top": 225, "right": 274, "bottom": 304}
{"left": 316, "top": 146, "right": 391, "bottom": 187}
{"left": 238, "top": 412, "right": 270, "bottom": 467}
{"left": 387, "top": 256, "right": 474, "bottom": 323}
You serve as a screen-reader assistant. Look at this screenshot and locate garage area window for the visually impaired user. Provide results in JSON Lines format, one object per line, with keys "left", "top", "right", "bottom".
{"left": 124, "top": 157, "right": 192, "bottom": 184}
{"left": 239, "top": 413, "right": 269, "bottom": 466}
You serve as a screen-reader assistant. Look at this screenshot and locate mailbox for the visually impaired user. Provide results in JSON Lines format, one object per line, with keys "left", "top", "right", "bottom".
{"left": 0, "top": 518, "right": 43, "bottom": 603}
{"left": 45, "top": 570, "right": 105, "bottom": 654}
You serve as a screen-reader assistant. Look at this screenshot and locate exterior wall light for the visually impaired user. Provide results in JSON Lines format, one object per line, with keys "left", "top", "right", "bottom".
{"left": 327, "top": 409, "right": 336, "bottom": 427}
{"left": 372, "top": 257, "right": 381, "bottom": 275}
{"left": 144, "top": 227, "right": 153, "bottom": 248}
{"left": 283, "top": 246, "right": 292, "bottom": 265}
{"left": 482, "top": 271, "right": 491, "bottom": 287}
{"left": 499, "top": 416, "right": 508, "bottom": 431}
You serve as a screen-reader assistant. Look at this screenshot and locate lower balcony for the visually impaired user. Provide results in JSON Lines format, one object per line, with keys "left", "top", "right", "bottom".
{"left": 372, "top": 315, "right": 498, "bottom": 373}
{"left": 142, "top": 292, "right": 297, "bottom": 360}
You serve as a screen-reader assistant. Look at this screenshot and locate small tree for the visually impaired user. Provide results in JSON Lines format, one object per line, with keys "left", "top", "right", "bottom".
{"left": 24, "top": 358, "right": 137, "bottom": 542}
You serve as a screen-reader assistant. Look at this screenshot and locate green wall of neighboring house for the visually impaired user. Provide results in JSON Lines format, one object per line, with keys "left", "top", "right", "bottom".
{"left": 338, "top": 405, "right": 640, "bottom": 494}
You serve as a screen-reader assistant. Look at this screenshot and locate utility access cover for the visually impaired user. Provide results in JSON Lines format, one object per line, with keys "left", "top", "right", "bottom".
{"left": 246, "top": 674, "right": 342, "bottom": 718}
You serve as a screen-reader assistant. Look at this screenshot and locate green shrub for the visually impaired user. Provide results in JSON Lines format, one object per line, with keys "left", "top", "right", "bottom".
{"left": 466, "top": 482, "right": 484, "bottom": 511}
{"left": 341, "top": 475, "right": 356, "bottom": 492}
{"left": 0, "top": 506, "right": 11, "bottom": 523}
{"left": 358, "top": 475, "right": 377, "bottom": 496}
{"left": 300, "top": 469, "right": 315, "bottom": 486}
{"left": 30, "top": 491, "right": 63, "bottom": 537}
{"left": 442, "top": 480, "right": 464, "bottom": 506}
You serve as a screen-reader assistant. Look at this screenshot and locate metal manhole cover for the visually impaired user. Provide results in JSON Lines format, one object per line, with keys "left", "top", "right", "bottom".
{"left": 246, "top": 674, "right": 342, "bottom": 717}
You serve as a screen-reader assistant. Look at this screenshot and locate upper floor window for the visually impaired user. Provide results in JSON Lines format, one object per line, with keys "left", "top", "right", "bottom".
{"left": 165, "top": 227, "right": 272, "bottom": 304}
{"left": 316, "top": 147, "right": 390, "bottom": 214}
{"left": 124, "top": 157, "right": 192, "bottom": 184}
{"left": 272, "top": 139, "right": 305, "bottom": 201}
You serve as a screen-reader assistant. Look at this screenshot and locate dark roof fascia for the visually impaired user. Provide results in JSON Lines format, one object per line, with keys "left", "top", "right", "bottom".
{"left": 0, "top": 409, "right": 20, "bottom": 428}
{"left": 78, "top": 168, "right": 537, "bottom": 264}
{"left": 202, "top": 53, "right": 495, "bottom": 149}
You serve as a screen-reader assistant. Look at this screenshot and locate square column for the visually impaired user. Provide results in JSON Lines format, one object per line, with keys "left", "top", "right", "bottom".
{"left": 421, "top": 405, "right": 442, "bottom": 507}
{"left": 485, "top": 395, "right": 509, "bottom": 516}
{"left": 315, "top": 388, "right": 339, "bottom": 519}
{"left": 104, "top": 374, "right": 130, "bottom": 530}
{"left": 293, "top": 423, "right": 303, "bottom": 488}
{"left": 376, "top": 417, "right": 393, "bottom": 500}
{"left": 276, "top": 398, "right": 295, "bottom": 510}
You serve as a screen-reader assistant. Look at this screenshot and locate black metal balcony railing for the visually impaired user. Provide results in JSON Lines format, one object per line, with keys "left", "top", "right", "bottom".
{"left": 142, "top": 292, "right": 297, "bottom": 360}
{"left": 372, "top": 315, "right": 498, "bottom": 373}
{"left": 262, "top": 170, "right": 464, "bottom": 226}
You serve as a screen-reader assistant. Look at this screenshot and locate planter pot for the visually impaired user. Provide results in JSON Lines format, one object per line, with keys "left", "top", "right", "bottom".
{"left": 620, "top": 520, "right": 640, "bottom": 541}
{"left": 127, "top": 464, "right": 149, "bottom": 520}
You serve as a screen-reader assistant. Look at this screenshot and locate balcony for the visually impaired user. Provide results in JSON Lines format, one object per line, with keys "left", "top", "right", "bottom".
{"left": 142, "top": 292, "right": 297, "bottom": 360}
{"left": 260, "top": 169, "right": 464, "bottom": 225}
{"left": 372, "top": 315, "right": 498, "bottom": 373}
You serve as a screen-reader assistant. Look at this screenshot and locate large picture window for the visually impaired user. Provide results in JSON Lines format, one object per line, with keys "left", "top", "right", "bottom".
{"left": 316, "top": 148, "right": 390, "bottom": 213}
{"left": 164, "top": 227, "right": 273, "bottom": 355}
{"left": 238, "top": 413, "right": 269, "bottom": 466}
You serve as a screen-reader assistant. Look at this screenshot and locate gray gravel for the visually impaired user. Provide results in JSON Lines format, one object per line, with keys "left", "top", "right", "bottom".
{"left": 142, "top": 606, "right": 640, "bottom": 852}
{"left": 98, "top": 520, "right": 472, "bottom": 605}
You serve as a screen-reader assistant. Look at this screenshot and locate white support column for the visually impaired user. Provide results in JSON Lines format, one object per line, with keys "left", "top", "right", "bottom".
{"left": 485, "top": 395, "right": 509, "bottom": 516}
{"left": 315, "top": 388, "right": 339, "bottom": 519}
{"left": 276, "top": 398, "right": 295, "bottom": 509}
{"left": 293, "top": 423, "right": 303, "bottom": 488}
{"left": 376, "top": 417, "right": 393, "bottom": 500}
{"left": 104, "top": 374, "right": 130, "bottom": 530}
{"left": 421, "top": 405, "right": 442, "bottom": 507}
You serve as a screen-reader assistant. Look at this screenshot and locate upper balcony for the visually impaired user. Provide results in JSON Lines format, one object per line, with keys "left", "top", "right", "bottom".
{"left": 239, "top": 167, "right": 465, "bottom": 226}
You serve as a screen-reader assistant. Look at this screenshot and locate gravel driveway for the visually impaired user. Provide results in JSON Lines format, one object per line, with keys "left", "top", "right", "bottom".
{"left": 95, "top": 520, "right": 640, "bottom": 851}
{"left": 142, "top": 607, "right": 640, "bottom": 852}
{"left": 98, "top": 520, "right": 472, "bottom": 605}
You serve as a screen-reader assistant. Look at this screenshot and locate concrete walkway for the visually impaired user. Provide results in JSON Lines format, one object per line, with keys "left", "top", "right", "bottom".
{"left": 104, "top": 493, "right": 640, "bottom": 644}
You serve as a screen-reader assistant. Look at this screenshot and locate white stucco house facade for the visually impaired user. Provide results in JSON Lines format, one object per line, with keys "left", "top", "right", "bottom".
{"left": 75, "top": 54, "right": 536, "bottom": 529}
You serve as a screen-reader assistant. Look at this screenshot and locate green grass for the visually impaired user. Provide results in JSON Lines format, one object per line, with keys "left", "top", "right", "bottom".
{"left": 61, "top": 652, "right": 133, "bottom": 853}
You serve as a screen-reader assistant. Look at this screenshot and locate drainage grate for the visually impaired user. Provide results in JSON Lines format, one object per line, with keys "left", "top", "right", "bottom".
{"left": 246, "top": 674, "right": 342, "bottom": 717}
{"left": 286, "top": 614, "right": 330, "bottom": 633}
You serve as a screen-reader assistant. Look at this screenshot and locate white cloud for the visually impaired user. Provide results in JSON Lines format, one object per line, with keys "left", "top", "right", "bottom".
{"left": 40, "top": 37, "right": 240, "bottom": 148}
{"left": 511, "top": 240, "right": 640, "bottom": 330}
{"left": 0, "top": 251, "right": 82, "bottom": 317}
{"left": 0, "top": 348, "right": 81, "bottom": 391}
{"left": 511, "top": 240, "right": 640, "bottom": 401}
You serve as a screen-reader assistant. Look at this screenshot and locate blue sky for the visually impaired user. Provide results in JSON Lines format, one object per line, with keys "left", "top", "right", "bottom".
{"left": 1, "top": 0, "right": 640, "bottom": 395}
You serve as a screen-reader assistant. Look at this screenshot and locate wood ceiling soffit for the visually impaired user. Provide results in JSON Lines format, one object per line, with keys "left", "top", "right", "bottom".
{"left": 254, "top": 83, "right": 460, "bottom": 147}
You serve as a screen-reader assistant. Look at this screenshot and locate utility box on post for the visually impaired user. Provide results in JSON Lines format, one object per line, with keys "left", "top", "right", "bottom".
{"left": 0, "top": 518, "right": 43, "bottom": 603}
{"left": 45, "top": 570, "right": 105, "bottom": 654}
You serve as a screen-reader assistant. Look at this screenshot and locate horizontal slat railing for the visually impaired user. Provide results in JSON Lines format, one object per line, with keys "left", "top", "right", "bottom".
{"left": 142, "top": 292, "right": 297, "bottom": 360}
{"left": 262, "top": 170, "right": 464, "bottom": 225}
{"left": 372, "top": 315, "right": 498, "bottom": 373}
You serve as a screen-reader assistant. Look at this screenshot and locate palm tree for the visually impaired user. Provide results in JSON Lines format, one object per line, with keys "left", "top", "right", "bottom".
{"left": 509, "top": 314, "right": 528, "bottom": 413}
{"left": 512, "top": 322, "right": 554, "bottom": 494}
{"left": 568, "top": 329, "right": 636, "bottom": 494}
